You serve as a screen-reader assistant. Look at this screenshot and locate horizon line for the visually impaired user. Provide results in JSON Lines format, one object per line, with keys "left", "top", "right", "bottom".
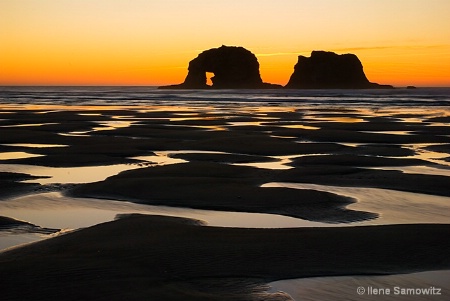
{"left": 2, "top": 85, "right": 450, "bottom": 89}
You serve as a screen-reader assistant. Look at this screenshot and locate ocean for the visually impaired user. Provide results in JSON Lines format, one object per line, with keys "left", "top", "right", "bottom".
{"left": 1, "top": 86, "right": 450, "bottom": 107}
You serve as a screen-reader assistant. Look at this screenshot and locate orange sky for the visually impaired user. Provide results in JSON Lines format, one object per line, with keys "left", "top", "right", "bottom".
{"left": 1, "top": 0, "right": 449, "bottom": 87}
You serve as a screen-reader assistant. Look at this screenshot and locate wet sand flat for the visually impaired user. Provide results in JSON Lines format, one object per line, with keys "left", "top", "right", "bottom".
{"left": 2, "top": 105, "right": 447, "bottom": 221}
{"left": 0, "top": 97, "right": 449, "bottom": 300}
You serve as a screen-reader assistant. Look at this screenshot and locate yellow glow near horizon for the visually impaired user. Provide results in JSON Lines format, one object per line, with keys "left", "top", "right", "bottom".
{"left": 1, "top": 0, "right": 449, "bottom": 86}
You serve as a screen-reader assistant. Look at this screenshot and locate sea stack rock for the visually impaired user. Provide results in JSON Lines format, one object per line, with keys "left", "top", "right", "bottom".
{"left": 159, "top": 45, "right": 280, "bottom": 89}
{"left": 285, "top": 51, "right": 392, "bottom": 89}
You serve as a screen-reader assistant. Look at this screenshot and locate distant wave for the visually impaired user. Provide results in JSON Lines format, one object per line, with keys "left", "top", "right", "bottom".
{"left": 0, "top": 86, "right": 449, "bottom": 107}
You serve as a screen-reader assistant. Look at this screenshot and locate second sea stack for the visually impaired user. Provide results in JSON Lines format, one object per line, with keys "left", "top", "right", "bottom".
{"left": 285, "top": 51, "right": 392, "bottom": 89}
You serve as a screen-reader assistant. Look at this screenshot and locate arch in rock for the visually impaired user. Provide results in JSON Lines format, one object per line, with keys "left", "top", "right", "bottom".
{"left": 161, "top": 45, "right": 280, "bottom": 89}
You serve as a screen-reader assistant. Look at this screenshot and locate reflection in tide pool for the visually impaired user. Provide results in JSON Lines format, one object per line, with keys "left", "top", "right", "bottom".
{"left": 0, "top": 192, "right": 326, "bottom": 230}
{"left": 3, "top": 143, "right": 68, "bottom": 148}
{"left": 370, "top": 165, "right": 450, "bottom": 177}
{"left": 132, "top": 152, "right": 188, "bottom": 166}
{"left": 5, "top": 179, "right": 450, "bottom": 250}
{"left": 0, "top": 163, "right": 143, "bottom": 184}
{"left": 0, "top": 150, "right": 246, "bottom": 185}
{"left": 280, "top": 124, "right": 320, "bottom": 130}
{"left": 0, "top": 151, "right": 192, "bottom": 185}
{"left": 233, "top": 155, "right": 295, "bottom": 170}
{"left": 306, "top": 116, "right": 366, "bottom": 123}
{"left": 362, "top": 130, "right": 413, "bottom": 135}
{"left": 92, "top": 120, "right": 135, "bottom": 131}
{"left": 0, "top": 123, "right": 58, "bottom": 127}
{"left": 263, "top": 183, "right": 450, "bottom": 225}
{"left": 0, "top": 152, "right": 43, "bottom": 160}
{"left": 0, "top": 192, "right": 326, "bottom": 250}
{"left": 406, "top": 143, "right": 450, "bottom": 167}
{"left": 227, "top": 121, "right": 264, "bottom": 126}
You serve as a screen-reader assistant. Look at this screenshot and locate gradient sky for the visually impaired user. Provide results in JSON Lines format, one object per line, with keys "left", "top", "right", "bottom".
{"left": 1, "top": 0, "right": 449, "bottom": 86}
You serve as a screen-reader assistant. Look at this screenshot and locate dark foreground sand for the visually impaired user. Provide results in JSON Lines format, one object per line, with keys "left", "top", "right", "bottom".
{"left": 1, "top": 214, "right": 449, "bottom": 301}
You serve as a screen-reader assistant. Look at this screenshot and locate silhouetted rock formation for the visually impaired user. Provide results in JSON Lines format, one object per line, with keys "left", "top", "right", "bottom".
{"left": 285, "top": 51, "right": 393, "bottom": 89}
{"left": 160, "top": 46, "right": 281, "bottom": 89}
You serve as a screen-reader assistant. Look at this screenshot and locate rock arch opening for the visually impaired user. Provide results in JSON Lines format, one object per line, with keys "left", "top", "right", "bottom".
{"left": 206, "top": 72, "right": 214, "bottom": 86}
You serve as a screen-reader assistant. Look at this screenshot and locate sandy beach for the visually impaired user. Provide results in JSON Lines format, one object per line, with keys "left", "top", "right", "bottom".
{"left": 1, "top": 90, "right": 450, "bottom": 300}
